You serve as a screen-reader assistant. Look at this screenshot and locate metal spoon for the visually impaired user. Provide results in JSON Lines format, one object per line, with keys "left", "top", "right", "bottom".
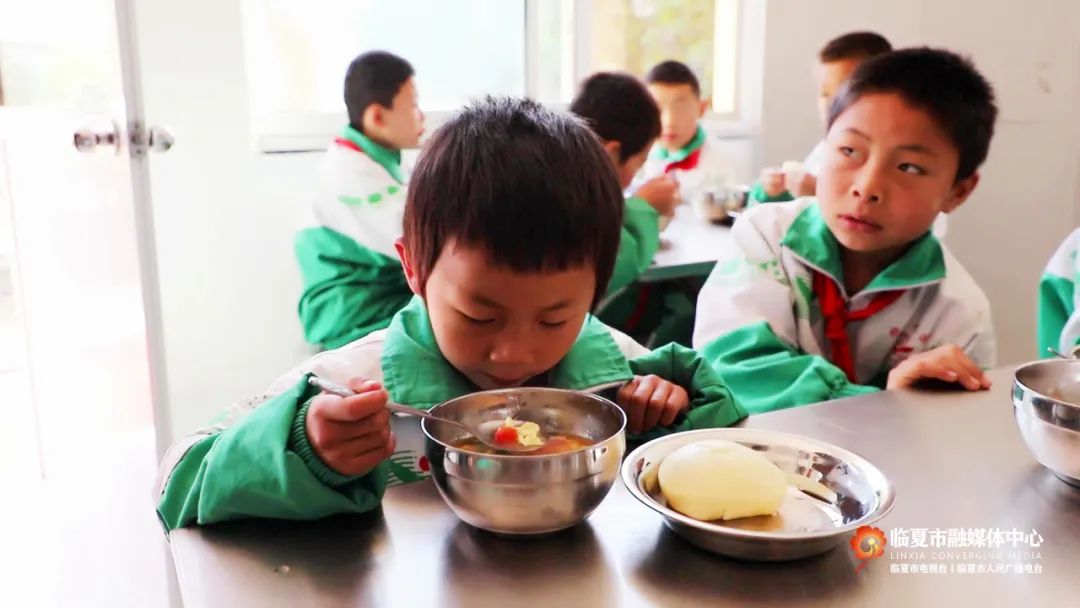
{"left": 307, "top": 375, "right": 545, "bottom": 453}
{"left": 1047, "top": 347, "right": 1073, "bottom": 360}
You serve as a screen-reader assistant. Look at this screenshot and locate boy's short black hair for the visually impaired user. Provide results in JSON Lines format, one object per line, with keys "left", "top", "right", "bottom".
{"left": 403, "top": 97, "right": 624, "bottom": 308}
{"left": 645, "top": 60, "right": 700, "bottom": 98}
{"left": 828, "top": 47, "right": 997, "bottom": 181}
{"left": 819, "top": 31, "right": 893, "bottom": 63}
{"left": 344, "top": 50, "right": 414, "bottom": 132}
{"left": 569, "top": 72, "right": 661, "bottom": 163}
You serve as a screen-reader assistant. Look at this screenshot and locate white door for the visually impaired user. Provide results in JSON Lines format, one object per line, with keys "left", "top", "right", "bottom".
{"left": 0, "top": 0, "right": 175, "bottom": 605}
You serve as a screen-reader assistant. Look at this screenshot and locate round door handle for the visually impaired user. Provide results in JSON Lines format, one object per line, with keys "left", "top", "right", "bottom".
{"left": 146, "top": 125, "right": 175, "bottom": 153}
{"left": 73, "top": 125, "right": 121, "bottom": 153}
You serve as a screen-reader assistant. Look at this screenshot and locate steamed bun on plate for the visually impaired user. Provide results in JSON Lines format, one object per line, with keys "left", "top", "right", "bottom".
{"left": 658, "top": 439, "right": 787, "bottom": 521}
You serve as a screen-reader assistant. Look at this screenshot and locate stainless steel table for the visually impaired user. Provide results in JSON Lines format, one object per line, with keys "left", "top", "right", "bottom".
{"left": 640, "top": 204, "right": 733, "bottom": 283}
{"left": 170, "top": 367, "right": 1079, "bottom": 607}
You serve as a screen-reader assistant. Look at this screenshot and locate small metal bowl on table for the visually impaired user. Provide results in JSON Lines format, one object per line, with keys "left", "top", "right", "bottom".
{"left": 1013, "top": 359, "right": 1080, "bottom": 487}
{"left": 423, "top": 387, "right": 627, "bottom": 536}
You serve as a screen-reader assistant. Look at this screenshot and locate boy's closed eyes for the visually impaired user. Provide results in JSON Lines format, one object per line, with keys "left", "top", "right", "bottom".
{"left": 398, "top": 238, "right": 595, "bottom": 391}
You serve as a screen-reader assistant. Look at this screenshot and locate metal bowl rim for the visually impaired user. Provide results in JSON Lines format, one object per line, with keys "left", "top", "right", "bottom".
{"left": 620, "top": 428, "right": 896, "bottom": 541}
{"left": 1012, "top": 397, "right": 1080, "bottom": 437}
{"left": 421, "top": 386, "right": 628, "bottom": 460}
{"left": 1013, "top": 360, "right": 1080, "bottom": 415}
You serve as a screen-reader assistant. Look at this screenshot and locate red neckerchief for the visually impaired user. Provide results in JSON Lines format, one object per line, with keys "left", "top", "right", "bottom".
{"left": 333, "top": 136, "right": 362, "bottom": 153}
{"left": 664, "top": 147, "right": 703, "bottom": 174}
{"left": 624, "top": 285, "right": 652, "bottom": 332}
{"left": 812, "top": 270, "right": 905, "bottom": 382}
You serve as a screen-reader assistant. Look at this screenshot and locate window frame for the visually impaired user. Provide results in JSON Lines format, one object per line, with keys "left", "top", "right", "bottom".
{"left": 244, "top": 0, "right": 760, "bottom": 153}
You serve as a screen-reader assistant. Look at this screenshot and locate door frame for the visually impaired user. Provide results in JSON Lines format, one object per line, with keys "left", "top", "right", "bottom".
{"left": 115, "top": 0, "right": 172, "bottom": 459}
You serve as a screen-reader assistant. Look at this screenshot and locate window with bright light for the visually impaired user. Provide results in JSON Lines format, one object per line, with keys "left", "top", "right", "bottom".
{"left": 587, "top": 0, "right": 739, "bottom": 115}
{"left": 241, "top": 0, "right": 744, "bottom": 151}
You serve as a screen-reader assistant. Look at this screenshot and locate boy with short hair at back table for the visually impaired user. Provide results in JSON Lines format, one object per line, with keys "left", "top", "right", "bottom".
{"left": 752, "top": 34, "right": 949, "bottom": 237}
{"left": 569, "top": 71, "right": 679, "bottom": 297}
{"left": 569, "top": 72, "right": 695, "bottom": 347}
{"left": 156, "top": 97, "right": 747, "bottom": 531}
{"left": 754, "top": 31, "right": 893, "bottom": 204}
{"left": 295, "top": 50, "right": 425, "bottom": 350}
{"left": 693, "top": 48, "right": 998, "bottom": 415}
{"left": 638, "top": 60, "right": 738, "bottom": 205}
{"left": 1038, "top": 228, "right": 1080, "bottom": 358}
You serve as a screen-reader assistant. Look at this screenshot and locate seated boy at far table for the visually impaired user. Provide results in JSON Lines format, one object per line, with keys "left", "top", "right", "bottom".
{"left": 637, "top": 60, "right": 738, "bottom": 206}
{"left": 1038, "top": 228, "right": 1080, "bottom": 357}
{"left": 295, "top": 50, "right": 425, "bottom": 350}
{"left": 570, "top": 72, "right": 697, "bottom": 347}
{"left": 754, "top": 31, "right": 893, "bottom": 204}
{"left": 693, "top": 48, "right": 998, "bottom": 415}
{"left": 570, "top": 71, "right": 679, "bottom": 297}
{"left": 156, "top": 97, "right": 747, "bottom": 532}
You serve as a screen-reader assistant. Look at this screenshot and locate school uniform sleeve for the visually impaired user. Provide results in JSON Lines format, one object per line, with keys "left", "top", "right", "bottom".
{"left": 295, "top": 227, "right": 413, "bottom": 349}
{"left": 607, "top": 197, "right": 661, "bottom": 294}
{"left": 692, "top": 209, "right": 877, "bottom": 414}
{"left": 749, "top": 181, "right": 795, "bottom": 205}
{"left": 157, "top": 336, "right": 390, "bottom": 532}
{"left": 626, "top": 343, "right": 748, "bottom": 440}
{"left": 923, "top": 250, "right": 997, "bottom": 370}
{"left": 155, "top": 374, "right": 388, "bottom": 532}
{"left": 699, "top": 322, "right": 878, "bottom": 414}
{"left": 953, "top": 313, "right": 996, "bottom": 371}
{"left": 1038, "top": 228, "right": 1080, "bottom": 357}
{"left": 1039, "top": 274, "right": 1075, "bottom": 355}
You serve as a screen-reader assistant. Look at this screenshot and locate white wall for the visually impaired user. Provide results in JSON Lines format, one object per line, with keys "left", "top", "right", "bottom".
{"left": 137, "top": 0, "right": 1080, "bottom": 441}
{"left": 134, "top": 0, "right": 317, "bottom": 441}
{"left": 760, "top": 0, "right": 1080, "bottom": 365}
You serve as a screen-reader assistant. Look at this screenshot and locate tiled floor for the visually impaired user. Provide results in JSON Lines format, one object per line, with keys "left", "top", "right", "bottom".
{"left": 2, "top": 281, "right": 177, "bottom": 605}
{"left": 0, "top": 290, "right": 32, "bottom": 479}
{"left": 0, "top": 427, "right": 177, "bottom": 607}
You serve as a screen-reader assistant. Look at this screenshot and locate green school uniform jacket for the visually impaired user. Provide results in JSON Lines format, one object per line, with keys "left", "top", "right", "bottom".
{"left": 693, "top": 198, "right": 995, "bottom": 415}
{"left": 156, "top": 298, "right": 747, "bottom": 531}
{"left": 294, "top": 126, "right": 412, "bottom": 349}
{"left": 1038, "top": 227, "right": 1080, "bottom": 357}
{"left": 608, "top": 196, "right": 662, "bottom": 295}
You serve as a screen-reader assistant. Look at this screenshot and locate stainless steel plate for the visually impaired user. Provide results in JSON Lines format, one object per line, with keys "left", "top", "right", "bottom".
{"left": 621, "top": 428, "right": 896, "bottom": 561}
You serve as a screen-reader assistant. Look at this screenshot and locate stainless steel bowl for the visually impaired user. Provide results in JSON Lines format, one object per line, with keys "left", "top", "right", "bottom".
{"left": 621, "top": 428, "right": 895, "bottom": 561}
{"left": 422, "top": 387, "right": 626, "bottom": 535}
{"left": 1013, "top": 360, "right": 1080, "bottom": 487}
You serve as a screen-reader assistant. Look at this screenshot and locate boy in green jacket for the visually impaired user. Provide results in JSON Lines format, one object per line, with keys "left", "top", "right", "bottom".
{"left": 569, "top": 71, "right": 697, "bottom": 346}
{"left": 1038, "top": 227, "right": 1080, "bottom": 357}
{"left": 157, "top": 97, "right": 747, "bottom": 532}
{"left": 295, "top": 50, "right": 425, "bottom": 349}
{"left": 569, "top": 71, "right": 679, "bottom": 296}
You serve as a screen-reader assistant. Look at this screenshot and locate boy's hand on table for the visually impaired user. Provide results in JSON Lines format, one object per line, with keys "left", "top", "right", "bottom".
{"left": 636, "top": 175, "right": 680, "bottom": 217}
{"left": 617, "top": 375, "right": 690, "bottom": 434}
{"left": 886, "top": 345, "right": 992, "bottom": 391}
{"left": 306, "top": 378, "right": 396, "bottom": 476}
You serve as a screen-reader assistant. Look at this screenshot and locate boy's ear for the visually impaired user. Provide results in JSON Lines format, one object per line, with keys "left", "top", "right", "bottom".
{"left": 362, "top": 104, "right": 385, "bottom": 133}
{"left": 942, "top": 172, "right": 980, "bottom": 214}
{"left": 394, "top": 238, "right": 423, "bottom": 295}
{"left": 698, "top": 98, "right": 710, "bottom": 117}
{"left": 602, "top": 140, "right": 621, "bottom": 165}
